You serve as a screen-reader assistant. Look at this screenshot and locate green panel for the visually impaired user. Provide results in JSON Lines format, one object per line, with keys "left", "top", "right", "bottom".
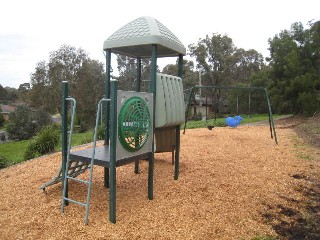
{"left": 118, "top": 96, "right": 151, "bottom": 152}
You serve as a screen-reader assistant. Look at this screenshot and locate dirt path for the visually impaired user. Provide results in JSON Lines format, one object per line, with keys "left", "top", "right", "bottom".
{"left": 0, "top": 126, "right": 319, "bottom": 239}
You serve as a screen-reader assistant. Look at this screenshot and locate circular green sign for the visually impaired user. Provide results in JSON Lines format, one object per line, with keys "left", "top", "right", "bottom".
{"left": 118, "top": 96, "right": 151, "bottom": 152}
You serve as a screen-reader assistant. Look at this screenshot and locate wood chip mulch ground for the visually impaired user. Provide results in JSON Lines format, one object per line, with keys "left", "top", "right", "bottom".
{"left": 0, "top": 125, "right": 319, "bottom": 239}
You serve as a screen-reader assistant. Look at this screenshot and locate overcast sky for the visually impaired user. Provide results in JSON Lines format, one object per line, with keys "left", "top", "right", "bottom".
{"left": 0, "top": 0, "right": 319, "bottom": 89}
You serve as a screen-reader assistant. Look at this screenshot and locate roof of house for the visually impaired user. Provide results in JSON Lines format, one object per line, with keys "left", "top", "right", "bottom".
{"left": 0, "top": 105, "right": 16, "bottom": 113}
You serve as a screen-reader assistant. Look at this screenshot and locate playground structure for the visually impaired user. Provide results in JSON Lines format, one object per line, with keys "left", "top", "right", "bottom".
{"left": 184, "top": 85, "right": 278, "bottom": 144}
{"left": 41, "top": 16, "right": 186, "bottom": 224}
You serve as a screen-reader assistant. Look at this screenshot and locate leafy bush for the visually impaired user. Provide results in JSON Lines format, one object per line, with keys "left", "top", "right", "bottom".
{"left": 23, "top": 143, "right": 38, "bottom": 160}
{"left": 0, "top": 133, "right": 6, "bottom": 142}
{"left": 296, "top": 91, "right": 320, "bottom": 116}
{"left": 80, "top": 137, "right": 92, "bottom": 145}
{"left": 24, "top": 124, "right": 60, "bottom": 160}
{"left": 97, "top": 125, "right": 105, "bottom": 140}
{"left": 0, "top": 155, "right": 7, "bottom": 169}
{"left": 6, "top": 104, "right": 51, "bottom": 140}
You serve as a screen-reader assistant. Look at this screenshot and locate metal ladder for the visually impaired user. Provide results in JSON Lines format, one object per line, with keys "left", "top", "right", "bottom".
{"left": 61, "top": 97, "right": 110, "bottom": 225}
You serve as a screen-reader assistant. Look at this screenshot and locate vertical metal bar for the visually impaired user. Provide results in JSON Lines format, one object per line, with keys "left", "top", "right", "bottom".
{"left": 61, "top": 81, "right": 69, "bottom": 208}
{"left": 109, "top": 79, "right": 117, "bottom": 223}
{"left": 264, "top": 88, "right": 278, "bottom": 144}
{"left": 174, "top": 126, "right": 180, "bottom": 180}
{"left": 248, "top": 88, "right": 251, "bottom": 116}
{"left": 84, "top": 98, "right": 105, "bottom": 224}
{"left": 134, "top": 57, "right": 142, "bottom": 174}
{"left": 205, "top": 95, "right": 208, "bottom": 121}
{"left": 136, "top": 57, "right": 141, "bottom": 92}
{"left": 236, "top": 94, "right": 239, "bottom": 115}
{"left": 174, "top": 54, "right": 183, "bottom": 180}
{"left": 178, "top": 54, "right": 183, "bottom": 77}
{"left": 104, "top": 49, "right": 111, "bottom": 188}
{"left": 104, "top": 49, "right": 111, "bottom": 145}
{"left": 148, "top": 44, "right": 157, "bottom": 200}
{"left": 62, "top": 97, "right": 76, "bottom": 214}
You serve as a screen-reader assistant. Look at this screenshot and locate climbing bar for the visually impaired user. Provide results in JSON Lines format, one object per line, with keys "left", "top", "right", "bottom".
{"left": 66, "top": 176, "right": 89, "bottom": 184}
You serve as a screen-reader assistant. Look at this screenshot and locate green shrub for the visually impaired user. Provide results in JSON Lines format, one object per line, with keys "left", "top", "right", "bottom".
{"left": 80, "top": 137, "right": 92, "bottom": 145}
{"left": 97, "top": 125, "right": 105, "bottom": 140}
{"left": 24, "top": 124, "right": 60, "bottom": 160}
{"left": 296, "top": 91, "right": 320, "bottom": 116}
{"left": 215, "top": 119, "right": 227, "bottom": 127}
{"left": 23, "top": 142, "right": 38, "bottom": 160}
{"left": 0, "top": 155, "right": 8, "bottom": 169}
{"left": 6, "top": 104, "right": 51, "bottom": 140}
{"left": 34, "top": 124, "right": 60, "bottom": 154}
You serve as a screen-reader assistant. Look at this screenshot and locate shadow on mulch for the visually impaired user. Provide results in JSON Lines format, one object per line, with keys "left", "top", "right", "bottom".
{"left": 262, "top": 174, "right": 320, "bottom": 240}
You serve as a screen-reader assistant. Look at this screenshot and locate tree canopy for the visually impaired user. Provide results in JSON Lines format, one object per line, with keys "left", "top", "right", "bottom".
{"left": 267, "top": 21, "right": 320, "bottom": 115}
{"left": 27, "top": 44, "right": 104, "bottom": 129}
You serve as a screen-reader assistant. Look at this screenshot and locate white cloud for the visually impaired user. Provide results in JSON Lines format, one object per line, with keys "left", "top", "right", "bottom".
{"left": 0, "top": 0, "right": 319, "bottom": 88}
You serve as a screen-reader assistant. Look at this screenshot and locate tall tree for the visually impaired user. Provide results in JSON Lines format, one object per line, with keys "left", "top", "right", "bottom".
{"left": 74, "top": 59, "right": 104, "bottom": 129}
{"left": 28, "top": 61, "right": 49, "bottom": 110}
{"left": 268, "top": 21, "right": 320, "bottom": 115}
{"left": 0, "top": 84, "right": 7, "bottom": 104}
{"left": 28, "top": 45, "right": 105, "bottom": 129}
{"left": 47, "top": 44, "right": 88, "bottom": 113}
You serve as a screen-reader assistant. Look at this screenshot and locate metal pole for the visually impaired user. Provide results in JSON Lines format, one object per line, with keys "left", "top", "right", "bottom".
{"left": 174, "top": 54, "right": 183, "bottom": 180}
{"left": 236, "top": 94, "right": 239, "bottom": 115}
{"left": 199, "top": 69, "right": 202, "bottom": 107}
{"left": 248, "top": 89, "right": 251, "bottom": 116}
{"left": 61, "top": 81, "right": 69, "bottom": 205}
{"left": 148, "top": 44, "right": 157, "bottom": 200}
{"left": 104, "top": 49, "right": 111, "bottom": 145}
{"left": 109, "top": 79, "right": 117, "bottom": 223}
{"left": 104, "top": 49, "right": 111, "bottom": 188}
{"left": 264, "top": 88, "right": 278, "bottom": 144}
{"left": 134, "top": 57, "right": 142, "bottom": 174}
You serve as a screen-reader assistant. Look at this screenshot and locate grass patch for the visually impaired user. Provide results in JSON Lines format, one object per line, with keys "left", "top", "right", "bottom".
{"left": 0, "top": 130, "right": 95, "bottom": 168}
{"left": 250, "top": 236, "right": 278, "bottom": 240}
{"left": 0, "top": 140, "right": 30, "bottom": 167}
{"left": 297, "top": 152, "right": 313, "bottom": 161}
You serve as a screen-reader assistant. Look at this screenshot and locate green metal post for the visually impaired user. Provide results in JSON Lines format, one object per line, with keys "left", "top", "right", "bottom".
{"left": 104, "top": 49, "right": 111, "bottom": 188}
{"left": 109, "top": 79, "right": 117, "bottom": 223}
{"left": 174, "top": 54, "right": 184, "bottom": 180}
{"left": 134, "top": 57, "right": 142, "bottom": 174}
{"left": 264, "top": 88, "right": 278, "bottom": 144}
{"left": 148, "top": 45, "right": 157, "bottom": 200}
{"left": 104, "top": 49, "right": 111, "bottom": 145}
{"left": 61, "top": 81, "right": 69, "bottom": 205}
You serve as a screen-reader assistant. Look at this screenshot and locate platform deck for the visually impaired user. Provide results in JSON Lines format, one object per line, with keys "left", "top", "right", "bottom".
{"left": 69, "top": 145, "right": 150, "bottom": 167}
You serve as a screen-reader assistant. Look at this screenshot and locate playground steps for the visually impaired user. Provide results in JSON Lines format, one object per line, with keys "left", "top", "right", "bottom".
{"left": 61, "top": 157, "right": 94, "bottom": 225}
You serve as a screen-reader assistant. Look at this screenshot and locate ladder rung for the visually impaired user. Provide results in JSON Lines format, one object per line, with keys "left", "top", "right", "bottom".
{"left": 63, "top": 197, "right": 87, "bottom": 207}
{"left": 66, "top": 176, "right": 89, "bottom": 184}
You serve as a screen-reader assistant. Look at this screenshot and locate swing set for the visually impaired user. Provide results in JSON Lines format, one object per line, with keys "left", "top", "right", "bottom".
{"left": 183, "top": 85, "right": 278, "bottom": 144}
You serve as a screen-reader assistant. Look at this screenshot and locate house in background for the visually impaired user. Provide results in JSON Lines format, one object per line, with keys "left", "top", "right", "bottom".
{"left": 188, "top": 94, "right": 228, "bottom": 120}
{"left": 0, "top": 105, "right": 16, "bottom": 121}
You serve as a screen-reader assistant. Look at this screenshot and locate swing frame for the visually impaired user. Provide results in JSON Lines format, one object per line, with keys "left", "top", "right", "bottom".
{"left": 183, "top": 85, "right": 278, "bottom": 144}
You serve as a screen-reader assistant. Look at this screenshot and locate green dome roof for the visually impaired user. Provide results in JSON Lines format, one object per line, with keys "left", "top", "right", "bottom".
{"left": 103, "top": 16, "right": 186, "bottom": 57}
